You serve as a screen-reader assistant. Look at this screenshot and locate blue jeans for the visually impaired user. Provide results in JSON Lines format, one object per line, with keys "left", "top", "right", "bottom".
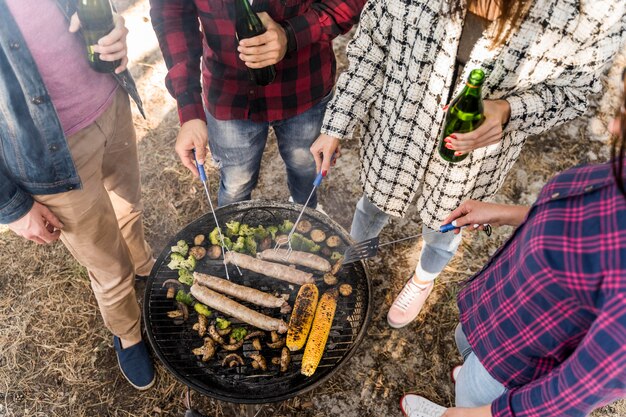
{"left": 454, "top": 323, "right": 506, "bottom": 407}
{"left": 206, "top": 92, "right": 332, "bottom": 207}
{"left": 350, "top": 195, "right": 463, "bottom": 281}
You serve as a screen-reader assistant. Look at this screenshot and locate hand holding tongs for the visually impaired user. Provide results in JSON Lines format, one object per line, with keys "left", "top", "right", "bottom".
{"left": 342, "top": 222, "right": 492, "bottom": 264}
{"left": 192, "top": 150, "right": 241, "bottom": 279}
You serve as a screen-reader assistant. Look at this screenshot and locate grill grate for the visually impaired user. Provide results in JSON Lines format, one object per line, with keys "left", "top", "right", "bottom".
{"left": 143, "top": 202, "right": 372, "bottom": 403}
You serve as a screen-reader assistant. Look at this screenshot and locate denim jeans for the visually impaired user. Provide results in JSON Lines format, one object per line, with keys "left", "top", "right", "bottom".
{"left": 350, "top": 194, "right": 463, "bottom": 281}
{"left": 454, "top": 323, "right": 506, "bottom": 407}
{"left": 206, "top": 92, "right": 332, "bottom": 207}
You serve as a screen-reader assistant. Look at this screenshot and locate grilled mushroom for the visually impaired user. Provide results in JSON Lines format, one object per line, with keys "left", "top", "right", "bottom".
{"left": 325, "top": 235, "right": 341, "bottom": 248}
{"left": 296, "top": 220, "right": 312, "bottom": 234}
{"left": 208, "top": 325, "right": 226, "bottom": 344}
{"left": 222, "top": 339, "right": 244, "bottom": 351}
{"left": 217, "top": 327, "right": 232, "bottom": 337}
{"left": 309, "top": 229, "right": 326, "bottom": 243}
{"left": 192, "top": 338, "right": 216, "bottom": 362}
{"left": 194, "top": 234, "right": 206, "bottom": 246}
{"left": 192, "top": 314, "right": 208, "bottom": 337}
{"left": 166, "top": 286, "right": 176, "bottom": 299}
{"left": 271, "top": 357, "right": 281, "bottom": 366}
{"left": 252, "top": 338, "right": 262, "bottom": 351}
{"left": 270, "top": 331, "right": 280, "bottom": 343}
{"left": 189, "top": 246, "right": 207, "bottom": 260}
{"left": 244, "top": 330, "right": 266, "bottom": 340}
{"left": 258, "top": 236, "right": 272, "bottom": 252}
{"left": 280, "top": 347, "right": 291, "bottom": 372}
{"left": 251, "top": 360, "right": 260, "bottom": 370}
{"left": 330, "top": 257, "right": 344, "bottom": 276}
{"left": 249, "top": 353, "right": 267, "bottom": 371}
{"left": 222, "top": 353, "right": 244, "bottom": 368}
{"left": 207, "top": 245, "right": 222, "bottom": 260}
{"left": 323, "top": 273, "right": 338, "bottom": 286}
{"left": 266, "top": 338, "right": 286, "bottom": 349}
{"left": 339, "top": 283, "right": 353, "bottom": 297}
{"left": 167, "top": 310, "right": 184, "bottom": 319}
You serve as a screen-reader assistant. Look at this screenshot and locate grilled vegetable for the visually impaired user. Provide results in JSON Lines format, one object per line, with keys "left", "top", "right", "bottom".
{"left": 280, "top": 347, "right": 291, "bottom": 372}
{"left": 286, "top": 284, "right": 319, "bottom": 352}
{"left": 271, "top": 357, "right": 281, "bottom": 366}
{"left": 175, "top": 290, "right": 195, "bottom": 306}
{"left": 207, "top": 245, "right": 222, "bottom": 259}
{"left": 291, "top": 233, "right": 321, "bottom": 253}
{"left": 330, "top": 251, "right": 343, "bottom": 261}
{"left": 222, "top": 339, "right": 244, "bottom": 351}
{"left": 171, "top": 240, "right": 189, "bottom": 256}
{"left": 193, "top": 234, "right": 205, "bottom": 246}
{"left": 208, "top": 325, "right": 226, "bottom": 344}
{"left": 330, "top": 257, "right": 343, "bottom": 275}
{"left": 267, "top": 338, "right": 285, "bottom": 349}
{"left": 216, "top": 317, "right": 231, "bottom": 330}
{"left": 325, "top": 235, "right": 341, "bottom": 248}
{"left": 257, "top": 249, "right": 331, "bottom": 272}
{"left": 192, "top": 315, "right": 208, "bottom": 337}
{"left": 194, "top": 303, "right": 212, "bottom": 317}
{"left": 278, "top": 220, "right": 294, "bottom": 234}
{"left": 167, "top": 310, "right": 184, "bottom": 319}
{"left": 166, "top": 286, "right": 176, "bottom": 299}
{"left": 258, "top": 236, "right": 272, "bottom": 252}
{"left": 301, "top": 288, "right": 338, "bottom": 377}
{"left": 323, "top": 273, "right": 338, "bottom": 286}
{"left": 192, "top": 338, "right": 216, "bottom": 362}
{"left": 249, "top": 353, "right": 267, "bottom": 371}
{"left": 222, "top": 353, "right": 244, "bottom": 368}
{"left": 252, "top": 338, "right": 262, "bottom": 351}
{"left": 296, "top": 219, "right": 312, "bottom": 234}
{"left": 224, "top": 252, "right": 314, "bottom": 285}
{"left": 339, "top": 284, "right": 353, "bottom": 297}
{"left": 217, "top": 327, "right": 231, "bottom": 336}
{"left": 309, "top": 229, "right": 326, "bottom": 243}
{"left": 244, "top": 330, "right": 266, "bottom": 340}
{"left": 189, "top": 246, "right": 207, "bottom": 260}
{"left": 191, "top": 285, "right": 289, "bottom": 333}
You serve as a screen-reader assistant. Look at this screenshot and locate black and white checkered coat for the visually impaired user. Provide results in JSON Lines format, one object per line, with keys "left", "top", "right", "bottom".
{"left": 321, "top": 0, "right": 626, "bottom": 227}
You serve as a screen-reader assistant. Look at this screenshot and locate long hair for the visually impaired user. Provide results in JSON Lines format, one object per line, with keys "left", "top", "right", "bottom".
{"left": 612, "top": 68, "right": 626, "bottom": 197}
{"left": 451, "top": 0, "right": 532, "bottom": 48}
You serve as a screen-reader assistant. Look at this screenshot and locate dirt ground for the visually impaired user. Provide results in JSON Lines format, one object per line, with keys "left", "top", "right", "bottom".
{"left": 1, "top": 1, "right": 625, "bottom": 416}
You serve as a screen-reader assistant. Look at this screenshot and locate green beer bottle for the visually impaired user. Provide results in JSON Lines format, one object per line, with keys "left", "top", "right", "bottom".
{"left": 77, "top": 0, "right": 120, "bottom": 73}
{"left": 438, "top": 69, "right": 486, "bottom": 163}
{"left": 235, "top": 0, "right": 276, "bottom": 86}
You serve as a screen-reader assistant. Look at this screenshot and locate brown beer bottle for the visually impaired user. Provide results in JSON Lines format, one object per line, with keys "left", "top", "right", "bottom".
{"left": 438, "top": 69, "right": 486, "bottom": 163}
{"left": 77, "top": 0, "right": 121, "bottom": 73}
{"left": 235, "top": 0, "right": 276, "bottom": 86}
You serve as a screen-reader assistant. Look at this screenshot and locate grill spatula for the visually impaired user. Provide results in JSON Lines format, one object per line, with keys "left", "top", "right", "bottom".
{"left": 342, "top": 223, "right": 492, "bottom": 264}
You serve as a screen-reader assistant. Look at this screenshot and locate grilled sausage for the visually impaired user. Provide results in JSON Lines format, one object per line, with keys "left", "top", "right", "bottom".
{"left": 190, "top": 284, "right": 288, "bottom": 333}
{"left": 194, "top": 272, "right": 288, "bottom": 309}
{"left": 224, "top": 252, "right": 314, "bottom": 285}
{"left": 257, "top": 249, "right": 331, "bottom": 273}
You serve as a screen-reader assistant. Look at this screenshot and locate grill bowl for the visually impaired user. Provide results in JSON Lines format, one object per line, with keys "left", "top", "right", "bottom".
{"left": 143, "top": 201, "right": 372, "bottom": 403}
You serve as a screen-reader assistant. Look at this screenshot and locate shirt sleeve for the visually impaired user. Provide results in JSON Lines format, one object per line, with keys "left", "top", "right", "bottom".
{"left": 282, "top": 0, "right": 367, "bottom": 52}
{"left": 149, "top": 0, "right": 206, "bottom": 125}
{"left": 491, "top": 293, "right": 626, "bottom": 417}
{"left": 504, "top": 4, "right": 626, "bottom": 136}
{"left": 0, "top": 169, "right": 34, "bottom": 225}
{"left": 319, "top": 0, "right": 389, "bottom": 140}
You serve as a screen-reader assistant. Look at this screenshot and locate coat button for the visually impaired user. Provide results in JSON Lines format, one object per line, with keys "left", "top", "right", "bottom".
{"left": 584, "top": 185, "right": 594, "bottom": 192}
{"left": 9, "top": 41, "right": 20, "bottom": 50}
{"left": 66, "top": 185, "right": 74, "bottom": 191}
{"left": 31, "top": 96, "right": 46, "bottom": 105}
{"left": 551, "top": 192, "right": 560, "bottom": 199}
{"left": 49, "top": 145, "right": 58, "bottom": 152}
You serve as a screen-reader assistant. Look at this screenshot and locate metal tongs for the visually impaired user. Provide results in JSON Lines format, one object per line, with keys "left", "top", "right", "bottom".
{"left": 193, "top": 150, "right": 241, "bottom": 279}
{"left": 274, "top": 166, "right": 331, "bottom": 260}
{"left": 342, "top": 222, "right": 492, "bottom": 264}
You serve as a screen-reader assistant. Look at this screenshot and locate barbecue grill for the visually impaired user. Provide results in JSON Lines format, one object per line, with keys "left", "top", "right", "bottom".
{"left": 143, "top": 201, "right": 372, "bottom": 407}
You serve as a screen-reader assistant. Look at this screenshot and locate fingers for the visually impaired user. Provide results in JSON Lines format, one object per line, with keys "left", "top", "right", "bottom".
{"left": 239, "top": 31, "right": 274, "bottom": 49}
{"left": 68, "top": 13, "right": 81, "bottom": 33}
{"left": 176, "top": 119, "right": 209, "bottom": 177}
{"left": 310, "top": 135, "right": 340, "bottom": 175}
{"left": 115, "top": 56, "right": 129, "bottom": 74}
{"left": 98, "top": 15, "right": 128, "bottom": 47}
{"left": 442, "top": 202, "right": 471, "bottom": 226}
{"left": 41, "top": 206, "right": 64, "bottom": 230}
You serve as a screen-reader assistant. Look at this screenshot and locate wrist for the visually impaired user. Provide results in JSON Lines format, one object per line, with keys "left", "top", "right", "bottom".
{"left": 497, "top": 99, "right": 511, "bottom": 125}
{"left": 280, "top": 21, "right": 297, "bottom": 53}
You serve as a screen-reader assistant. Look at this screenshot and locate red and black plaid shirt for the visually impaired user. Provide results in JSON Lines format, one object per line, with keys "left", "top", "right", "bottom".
{"left": 150, "top": 0, "right": 364, "bottom": 123}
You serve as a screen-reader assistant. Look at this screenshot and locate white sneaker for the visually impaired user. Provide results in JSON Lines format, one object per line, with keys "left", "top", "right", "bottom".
{"left": 400, "top": 394, "right": 446, "bottom": 417}
{"left": 387, "top": 276, "right": 434, "bottom": 328}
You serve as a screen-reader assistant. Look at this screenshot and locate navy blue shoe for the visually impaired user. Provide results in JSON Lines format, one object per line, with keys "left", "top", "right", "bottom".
{"left": 113, "top": 336, "right": 155, "bottom": 390}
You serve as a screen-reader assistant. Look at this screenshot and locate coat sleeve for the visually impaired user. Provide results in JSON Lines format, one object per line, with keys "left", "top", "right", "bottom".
{"left": 0, "top": 168, "right": 33, "bottom": 224}
{"left": 504, "top": 5, "right": 626, "bottom": 136}
{"left": 149, "top": 0, "right": 205, "bottom": 125}
{"left": 490, "top": 294, "right": 626, "bottom": 417}
{"left": 320, "top": 0, "right": 390, "bottom": 140}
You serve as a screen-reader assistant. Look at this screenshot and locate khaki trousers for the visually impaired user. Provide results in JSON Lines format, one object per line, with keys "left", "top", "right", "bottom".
{"left": 36, "top": 88, "right": 153, "bottom": 344}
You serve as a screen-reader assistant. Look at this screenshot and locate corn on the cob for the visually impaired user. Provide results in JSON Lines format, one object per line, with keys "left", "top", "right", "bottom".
{"left": 286, "top": 284, "right": 319, "bottom": 351}
{"left": 301, "top": 288, "right": 338, "bottom": 376}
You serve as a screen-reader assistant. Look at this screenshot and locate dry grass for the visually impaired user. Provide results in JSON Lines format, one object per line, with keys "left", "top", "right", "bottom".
{"left": 1, "top": 1, "right": 625, "bottom": 416}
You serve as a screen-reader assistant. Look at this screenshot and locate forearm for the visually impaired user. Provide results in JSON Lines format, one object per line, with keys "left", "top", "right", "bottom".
{"left": 502, "top": 205, "right": 530, "bottom": 227}
{"left": 443, "top": 405, "right": 492, "bottom": 417}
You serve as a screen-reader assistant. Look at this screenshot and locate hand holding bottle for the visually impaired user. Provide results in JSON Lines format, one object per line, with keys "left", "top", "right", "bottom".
{"left": 310, "top": 133, "right": 341, "bottom": 176}
{"left": 443, "top": 99, "right": 511, "bottom": 157}
{"left": 442, "top": 199, "right": 530, "bottom": 233}
{"left": 238, "top": 12, "right": 288, "bottom": 68}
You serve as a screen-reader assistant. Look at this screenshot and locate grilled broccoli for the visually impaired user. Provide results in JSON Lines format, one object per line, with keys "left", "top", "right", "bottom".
{"left": 330, "top": 251, "right": 343, "bottom": 261}
{"left": 232, "top": 236, "right": 246, "bottom": 252}
{"left": 171, "top": 240, "right": 189, "bottom": 256}
{"left": 209, "top": 227, "right": 222, "bottom": 245}
{"left": 194, "top": 303, "right": 212, "bottom": 317}
{"left": 238, "top": 224, "right": 255, "bottom": 237}
{"left": 266, "top": 225, "right": 279, "bottom": 239}
{"left": 178, "top": 269, "right": 194, "bottom": 286}
{"left": 167, "top": 253, "right": 186, "bottom": 270}
{"left": 278, "top": 219, "right": 294, "bottom": 233}
{"left": 231, "top": 327, "right": 248, "bottom": 341}
{"left": 225, "top": 220, "right": 240, "bottom": 237}
{"left": 253, "top": 225, "right": 269, "bottom": 240}
{"left": 216, "top": 317, "right": 231, "bottom": 330}
{"left": 291, "top": 233, "right": 320, "bottom": 252}
{"left": 244, "top": 236, "right": 257, "bottom": 256}
{"left": 175, "top": 290, "right": 195, "bottom": 306}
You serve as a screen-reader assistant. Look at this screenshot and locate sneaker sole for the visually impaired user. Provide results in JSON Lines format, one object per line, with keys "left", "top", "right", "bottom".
{"left": 115, "top": 353, "right": 156, "bottom": 391}
{"left": 387, "top": 316, "right": 414, "bottom": 329}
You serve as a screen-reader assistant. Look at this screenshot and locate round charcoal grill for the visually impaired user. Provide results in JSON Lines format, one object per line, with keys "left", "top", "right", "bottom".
{"left": 144, "top": 201, "right": 372, "bottom": 404}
